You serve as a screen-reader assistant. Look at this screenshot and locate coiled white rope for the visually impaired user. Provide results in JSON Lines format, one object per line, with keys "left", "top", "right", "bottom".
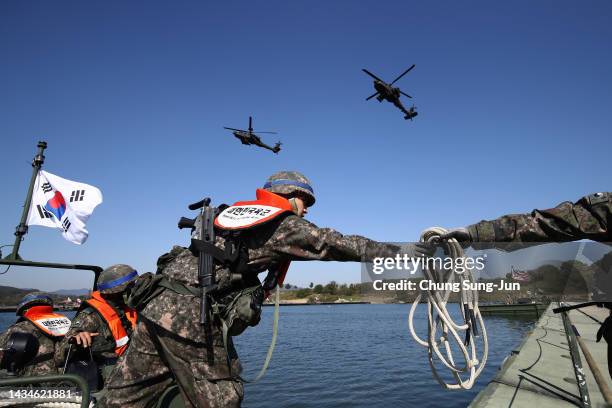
{"left": 408, "top": 227, "right": 488, "bottom": 390}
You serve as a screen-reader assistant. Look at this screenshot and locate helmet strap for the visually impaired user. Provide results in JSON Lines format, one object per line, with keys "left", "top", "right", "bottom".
{"left": 288, "top": 198, "right": 299, "bottom": 215}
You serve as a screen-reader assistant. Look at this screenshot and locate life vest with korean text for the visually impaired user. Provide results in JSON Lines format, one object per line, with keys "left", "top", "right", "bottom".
{"left": 85, "top": 291, "right": 137, "bottom": 356}
{"left": 215, "top": 189, "right": 293, "bottom": 296}
{"left": 23, "top": 305, "right": 71, "bottom": 337}
{"left": 214, "top": 189, "right": 295, "bottom": 230}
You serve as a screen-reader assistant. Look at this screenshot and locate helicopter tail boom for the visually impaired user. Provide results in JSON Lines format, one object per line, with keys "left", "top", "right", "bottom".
{"left": 272, "top": 141, "right": 282, "bottom": 154}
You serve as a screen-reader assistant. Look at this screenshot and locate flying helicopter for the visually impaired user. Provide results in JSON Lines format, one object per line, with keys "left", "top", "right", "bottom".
{"left": 224, "top": 116, "right": 282, "bottom": 154}
{"left": 362, "top": 65, "right": 418, "bottom": 120}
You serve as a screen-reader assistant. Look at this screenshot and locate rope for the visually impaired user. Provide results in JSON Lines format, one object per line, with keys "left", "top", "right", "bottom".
{"left": 408, "top": 227, "right": 488, "bottom": 390}
{"left": 222, "top": 285, "right": 280, "bottom": 383}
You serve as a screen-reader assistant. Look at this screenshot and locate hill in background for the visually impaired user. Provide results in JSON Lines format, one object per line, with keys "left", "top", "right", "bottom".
{"left": 51, "top": 288, "right": 90, "bottom": 296}
{"left": 0, "top": 285, "right": 91, "bottom": 306}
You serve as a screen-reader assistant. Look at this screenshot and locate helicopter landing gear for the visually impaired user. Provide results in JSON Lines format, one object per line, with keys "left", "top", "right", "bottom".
{"left": 404, "top": 108, "right": 418, "bottom": 121}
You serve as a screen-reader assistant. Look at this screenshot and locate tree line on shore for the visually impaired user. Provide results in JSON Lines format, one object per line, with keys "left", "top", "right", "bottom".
{"left": 281, "top": 281, "right": 365, "bottom": 298}
{"left": 281, "top": 253, "right": 612, "bottom": 302}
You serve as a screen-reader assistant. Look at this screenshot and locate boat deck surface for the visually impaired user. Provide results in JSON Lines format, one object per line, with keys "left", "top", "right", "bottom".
{"left": 470, "top": 303, "right": 611, "bottom": 407}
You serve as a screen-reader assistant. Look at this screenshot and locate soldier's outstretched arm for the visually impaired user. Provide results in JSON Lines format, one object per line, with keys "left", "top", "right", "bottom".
{"left": 454, "top": 192, "right": 611, "bottom": 244}
{"left": 265, "top": 215, "right": 432, "bottom": 262}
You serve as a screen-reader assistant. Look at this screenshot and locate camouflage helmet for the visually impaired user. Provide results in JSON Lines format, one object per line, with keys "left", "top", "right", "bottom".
{"left": 16, "top": 293, "right": 53, "bottom": 316}
{"left": 263, "top": 171, "right": 315, "bottom": 207}
{"left": 97, "top": 264, "right": 138, "bottom": 295}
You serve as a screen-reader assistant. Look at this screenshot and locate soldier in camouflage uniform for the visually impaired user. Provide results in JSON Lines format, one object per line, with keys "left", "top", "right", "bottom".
{"left": 99, "top": 171, "right": 434, "bottom": 408}
{"left": 55, "top": 264, "right": 138, "bottom": 385}
{"left": 441, "top": 192, "right": 611, "bottom": 243}
{"left": 442, "top": 192, "right": 612, "bottom": 299}
{"left": 0, "top": 294, "right": 70, "bottom": 377}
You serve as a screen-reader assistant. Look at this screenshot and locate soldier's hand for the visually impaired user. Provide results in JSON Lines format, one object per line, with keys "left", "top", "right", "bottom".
{"left": 440, "top": 228, "right": 472, "bottom": 243}
{"left": 403, "top": 242, "right": 436, "bottom": 258}
{"left": 72, "top": 332, "right": 99, "bottom": 348}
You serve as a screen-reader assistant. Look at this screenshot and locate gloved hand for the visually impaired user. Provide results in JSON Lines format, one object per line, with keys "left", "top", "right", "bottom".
{"left": 402, "top": 242, "right": 436, "bottom": 258}
{"left": 439, "top": 228, "right": 472, "bottom": 243}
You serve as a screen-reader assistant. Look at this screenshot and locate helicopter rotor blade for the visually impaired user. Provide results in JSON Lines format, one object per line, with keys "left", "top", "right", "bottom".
{"left": 399, "top": 91, "right": 412, "bottom": 99}
{"left": 255, "top": 131, "right": 278, "bottom": 134}
{"left": 366, "top": 92, "right": 379, "bottom": 101}
{"left": 390, "top": 64, "right": 415, "bottom": 85}
{"left": 224, "top": 127, "right": 245, "bottom": 132}
{"left": 362, "top": 69, "right": 385, "bottom": 83}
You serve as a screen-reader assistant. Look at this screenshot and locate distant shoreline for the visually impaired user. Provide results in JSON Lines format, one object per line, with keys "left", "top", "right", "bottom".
{"left": 0, "top": 306, "right": 80, "bottom": 313}
{"left": 263, "top": 301, "right": 370, "bottom": 307}
{"left": 0, "top": 303, "right": 372, "bottom": 312}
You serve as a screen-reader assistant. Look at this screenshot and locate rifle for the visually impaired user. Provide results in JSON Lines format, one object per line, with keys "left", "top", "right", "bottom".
{"left": 178, "top": 197, "right": 217, "bottom": 364}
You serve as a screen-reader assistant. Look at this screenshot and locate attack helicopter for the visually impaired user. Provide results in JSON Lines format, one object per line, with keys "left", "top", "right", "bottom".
{"left": 224, "top": 116, "right": 282, "bottom": 154}
{"left": 362, "top": 65, "right": 418, "bottom": 120}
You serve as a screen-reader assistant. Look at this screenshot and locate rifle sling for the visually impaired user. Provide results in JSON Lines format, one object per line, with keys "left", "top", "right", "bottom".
{"left": 221, "top": 285, "right": 280, "bottom": 383}
{"left": 29, "top": 352, "right": 55, "bottom": 365}
{"left": 189, "top": 239, "right": 239, "bottom": 265}
{"left": 158, "top": 278, "right": 201, "bottom": 297}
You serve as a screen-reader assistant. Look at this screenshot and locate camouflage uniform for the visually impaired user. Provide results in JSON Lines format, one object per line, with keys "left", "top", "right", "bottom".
{"left": 100, "top": 214, "right": 403, "bottom": 408}
{"left": 0, "top": 320, "right": 59, "bottom": 377}
{"left": 465, "top": 192, "right": 612, "bottom": 300}
{"left": 54, "top": 305, "right": 119, "bottom": 382}
{"left": 468, "top": 192, "right": 611, "bottom": 243}
{"left": 55, "top": 264, "right": 138, "bottom": 385}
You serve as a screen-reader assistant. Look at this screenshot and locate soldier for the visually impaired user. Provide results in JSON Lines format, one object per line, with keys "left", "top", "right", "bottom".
{"left": 55, "top": 264, "right": 138, "bottom": 386}
{"left": 0, "top": 293, "right": 71, "bottom": 376}
{"left": 441, "top": 192, "right": 611, "bottom": 244}
{"left": 99, "top": 171, "right": 434, "bottom": 408}
{"left": 441, "top": 192, "right": 612, "bottom": 300}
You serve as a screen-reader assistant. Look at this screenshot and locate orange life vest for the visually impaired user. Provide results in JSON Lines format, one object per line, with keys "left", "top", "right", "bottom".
{"left": 23, "top": 305, "right": 71, "bottom": 337}
{"left": 215, "top": 189, "right": 293, "bottom": 298}
{"left": 85, "top": 291, "right": 137, "bottom": 356}
{"left": 214, "top": 189, "right": 295, "bottom": 230}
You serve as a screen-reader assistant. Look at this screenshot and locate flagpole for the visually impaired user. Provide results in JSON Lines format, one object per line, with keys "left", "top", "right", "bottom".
{"left": 6, "top": 141, "right": 47, "bottom": 260}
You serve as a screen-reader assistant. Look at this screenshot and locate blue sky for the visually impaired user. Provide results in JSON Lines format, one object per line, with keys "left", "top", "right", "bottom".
{"left": 1, "top": 1, "right": 610, "bottom": 290}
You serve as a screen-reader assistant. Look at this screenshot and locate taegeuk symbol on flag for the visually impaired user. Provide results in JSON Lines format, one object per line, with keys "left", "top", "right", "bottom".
{"left": 26, "top": 170, "right": 103, "bottom": 244}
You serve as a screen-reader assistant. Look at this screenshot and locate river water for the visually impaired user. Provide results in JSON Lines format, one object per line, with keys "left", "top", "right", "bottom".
{"left": 1, "top": 304, "right": 534, "bottom": 407}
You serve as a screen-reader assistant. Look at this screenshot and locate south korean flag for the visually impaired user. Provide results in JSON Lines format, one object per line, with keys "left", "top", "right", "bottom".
{"left": 26, "top": 170, "right": 103, "bottom": 244}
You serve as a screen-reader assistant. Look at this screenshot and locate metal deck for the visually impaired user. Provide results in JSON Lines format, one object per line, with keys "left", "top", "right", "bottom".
{"left": 470, "top": 304, "right": 612, "bottom": 407}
